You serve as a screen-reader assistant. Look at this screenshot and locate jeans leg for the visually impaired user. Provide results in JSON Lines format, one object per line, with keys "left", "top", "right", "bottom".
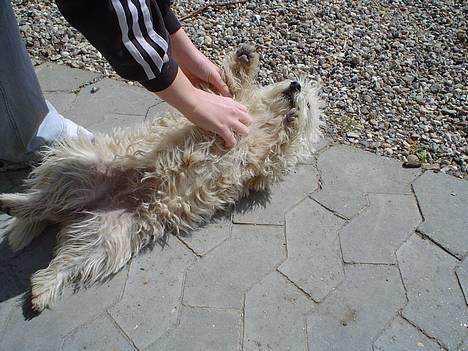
{"left": 0, "top": 0, "right": 48, "bottom": 162}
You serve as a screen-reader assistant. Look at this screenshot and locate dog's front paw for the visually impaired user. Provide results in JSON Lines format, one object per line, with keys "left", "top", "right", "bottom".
{"left": 236, "top": 44, "right": 257, "bottom": 64}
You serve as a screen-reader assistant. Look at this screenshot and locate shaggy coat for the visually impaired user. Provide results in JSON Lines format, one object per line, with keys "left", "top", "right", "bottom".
{"left": 0, "top": 45, "right": 324, "bottom": 311}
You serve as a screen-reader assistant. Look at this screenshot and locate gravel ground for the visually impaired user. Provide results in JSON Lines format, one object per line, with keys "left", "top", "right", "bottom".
{"left": 12, "top": 0, "right": 467, "bottom": 178}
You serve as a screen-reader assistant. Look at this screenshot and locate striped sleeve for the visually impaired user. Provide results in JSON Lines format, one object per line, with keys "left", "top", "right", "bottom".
{"left": 56, "top": 0, "right": 180, "bottom": 92}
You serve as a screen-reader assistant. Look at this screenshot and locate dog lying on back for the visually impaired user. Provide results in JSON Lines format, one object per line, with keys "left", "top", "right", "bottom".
{"left": 0, "top": 45, "right": 324, "bottom": 311}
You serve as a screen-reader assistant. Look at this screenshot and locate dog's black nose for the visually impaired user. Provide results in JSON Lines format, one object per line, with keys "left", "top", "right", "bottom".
{"left": 289, "top": 81, "right": 301, "bottom": 93}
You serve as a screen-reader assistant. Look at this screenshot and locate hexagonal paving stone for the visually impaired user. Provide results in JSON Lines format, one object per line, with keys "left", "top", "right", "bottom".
{"left": 0, "top": 268, "right": 128, "bottom": 351}
{"left": 413, "top": 171, "right": 468, "bottom": 259}
{"left": 397, "top": 234, "right": 467, "bottom": 350}
{"left": 307, "top": 264, "right": 406, "bottom": 351}
{"left": 147, "top": 307, "right": 241, "bottom": 351}
{"left": 65, "top": 78, "right": 159, "bottom": 128}
{"left": 179, "top": 216, "right": 232, "bottom": 256}
{"left": 109, "top": 238, "right": 195, "bottom": 350}
{"left": 36, "top": 63, "right": 101, "bottom": 92}
{"left": 455, "top": 257, "right": 468, "bottom": 305}
{"left": 62, "top": 314, "right": 134, "bottom": 351}
{"left": 278, "top": 198, "right": 345, "bottom": 302}
{"left": 340, "top": 194, "right": 421, "bottom": 264}
{"left": 312, "top": 145, "right": 420, "bottom": 218}
{"left": 234, "top": 164, "right": 319, "bottom": 225}
{"left": 373, "top": 316, "right": 444, "bottom": 351}
{"left": 244, "top": 271, "right": 313, "bottom": 351}
{"left": 183, "top": 224, "right": 285, "bottom": 309}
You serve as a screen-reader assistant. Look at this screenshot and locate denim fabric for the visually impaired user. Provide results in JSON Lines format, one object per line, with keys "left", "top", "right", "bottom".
{"left": 0, "top": 0, "right": 64, "bottom": 163}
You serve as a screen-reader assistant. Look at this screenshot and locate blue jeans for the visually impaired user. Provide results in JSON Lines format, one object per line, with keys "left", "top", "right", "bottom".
{"left": 0, "top": 0, "right": 65, "bottom": 163}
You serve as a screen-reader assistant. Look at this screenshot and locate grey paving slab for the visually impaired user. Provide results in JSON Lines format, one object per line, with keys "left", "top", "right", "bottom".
{"left": 179, "top": 216, "right": 231, "bottom": 256}
{"left": 0, "top": 268, "right": 128, "bottom": 351}
{"left": 234, "top": 164, "right": 319, "bottom": 225}
{"left": 278, "top": 198, "right": 345, "bottom": 302}
{"left": 397, "top": 234, "right": 467, "bottom": 350}
{"left": 61, "top": 314, "right": 134, "bottom": 351}
{"left": 306, "top": 264, "right": 406, "bottom": 351}
{"left": 65, "top": 78, "right": 159, "bottom": 128}
{"left": 43, "top": 91, "right": 77, "bottom": 115}
{"left": 36, "top": 63, "right": 101, "bottom": 92}
{"left": 183, "top": 224, "right": 285, "bottom": 309}
{"left": 147, "top": 307, "right": 241, "bottom": 351}
{"left": 373, "top": 316, "right": 444, "bottom": 351}
{"left": 456, "top": 257, "right": 468, "bottom": 305}
{"left": 244, "top": 271, "right": 313, "bottom": 351}
{"left": 109, "top": 238, "right": 195, "bottom": 350}
{"left": 312, "top": 145, "right": 420, "bottom": 218}
{"left": 413, "top": 171, "right": 468, "bottom": 259}
{"left": 340, "top": 194, "right": 421, "bottom": 264}
{"left": 87, "top": 113, "right": 146, "bottom": 134}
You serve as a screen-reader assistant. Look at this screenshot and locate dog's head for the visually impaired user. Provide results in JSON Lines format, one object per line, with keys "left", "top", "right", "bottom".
{"left": 253, "top": 78, "right": 324, "bottom": 161}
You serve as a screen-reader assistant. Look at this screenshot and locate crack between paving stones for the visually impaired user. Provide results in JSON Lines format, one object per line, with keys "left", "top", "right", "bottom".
{"left": 308, "top": 196, "right": 351, "bottom": 221}
{"left": 70, "top": 75, "right": 106, "bottom": 94}
{"left": 414, "top": 230, "right": 461, "bottom": 261}
{"left": 105, "top": 310, "right": 140, "bottom": 350}
{"left": 304, "top": 316, "right": 311, "bottom": 351}
{"left": 343, "top": 261, "right": 397, "bottom": 266}
{"left": 455, "top": 268, "right": 468, "bottom": 306}
{"left": 176, "top": 236, "right": 202, "bottom": 258}
{"left": 276, "top": 269, "right": 320, "bottom": 304}
{"left": 411, "top": 182, "right": 427, "bottom": 224}
{"left": 240, "top": 294, "right": 246, "bottom": 351}
{"left": 399, "top": 313, "right": 449, "bottom": 350}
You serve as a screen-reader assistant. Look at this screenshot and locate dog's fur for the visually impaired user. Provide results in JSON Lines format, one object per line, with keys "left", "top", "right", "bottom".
{"left": 0, "top": 45, "right": 324, "bottom": 311}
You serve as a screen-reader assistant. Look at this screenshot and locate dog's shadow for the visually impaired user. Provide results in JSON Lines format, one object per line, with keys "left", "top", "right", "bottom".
{"left": 0, "top": 218, "right": 57, "bottom": 320}
{"left": 0, "top": 169, "right": 57, "bottom": 319}
{"left": 233, "top": 188, "right": 272, "bottom": 216}
{"left": 0, "top": 171, "right": 272, "bottom": 320}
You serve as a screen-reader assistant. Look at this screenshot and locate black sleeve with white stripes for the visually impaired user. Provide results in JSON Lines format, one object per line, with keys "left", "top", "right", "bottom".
{"left": 56, "top": 0, "right": 182, "bottom": 92}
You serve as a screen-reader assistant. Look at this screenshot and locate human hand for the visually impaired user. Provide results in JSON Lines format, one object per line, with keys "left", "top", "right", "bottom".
{"left": 183, "top": 88, "right": 252, "bottom": 147}
{"left": 156, "top": 68, "right": 252, "bottom": 147}
{"left": 171, "top": 29, "right": 231, "bottom": 97}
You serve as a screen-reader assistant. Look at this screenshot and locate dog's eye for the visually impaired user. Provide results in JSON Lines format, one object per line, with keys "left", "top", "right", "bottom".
{"left": 307, "top": 102, "right": 311, "bottom": 109}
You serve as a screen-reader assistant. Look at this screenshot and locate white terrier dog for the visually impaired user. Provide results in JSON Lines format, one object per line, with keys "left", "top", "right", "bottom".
{"left": 0, "top": 45, "right": 324, "bottom": 311}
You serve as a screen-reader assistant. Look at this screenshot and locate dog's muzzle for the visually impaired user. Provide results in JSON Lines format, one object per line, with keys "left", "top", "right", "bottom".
{"left": 289, "top": 81, "right": 301, "bottom": 93}
{"left": 284, "top": 81, "right": 301, "bottom": 103}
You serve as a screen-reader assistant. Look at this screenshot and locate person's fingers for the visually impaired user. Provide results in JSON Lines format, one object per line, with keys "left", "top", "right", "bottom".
{"left": 233, "top": 101, "right": 248, "bottom": 112}
{"left": 238, "top": 110, "right": 253, "bottom": 126}
{"left": 219, "top": 126, "right": 237, "bottom": 148}
{"left": 211, "top": 74, "right": 232, "bottom": 97}
{"left": 232, "top": 121, "right": 249, "bottom": 135}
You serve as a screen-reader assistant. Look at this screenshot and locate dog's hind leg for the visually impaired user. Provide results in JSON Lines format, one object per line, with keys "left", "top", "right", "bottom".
{"left": 30, "top": 210, "right": 142, "bottom": 311}
{"left": 223, "top": 44, "right": 260, "bottom": 97}
{"left": 4, "top": 217, "right": 48, "bottom": 252}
